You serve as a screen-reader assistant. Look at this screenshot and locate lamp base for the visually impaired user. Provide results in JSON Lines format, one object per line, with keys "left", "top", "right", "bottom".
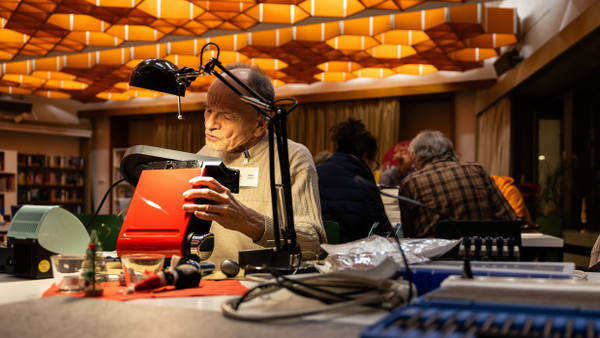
{"left": 238, "top": 247, "right": 318, "bottom": 275}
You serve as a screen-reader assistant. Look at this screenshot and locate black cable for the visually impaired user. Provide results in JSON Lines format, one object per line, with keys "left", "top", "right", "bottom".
{"left": 85, "top": 177, "right": 126, "bottom": 230}
{"left": 354, "top": 176, "right": 416, "bottom": 303}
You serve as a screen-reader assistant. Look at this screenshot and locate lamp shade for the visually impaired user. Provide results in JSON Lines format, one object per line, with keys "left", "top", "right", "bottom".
{"left": 129, "top": 58, "right": 187, "bottom": 96}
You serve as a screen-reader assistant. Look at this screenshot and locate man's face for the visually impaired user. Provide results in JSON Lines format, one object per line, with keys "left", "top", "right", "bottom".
{"left": 204, "top": 70, "right": 266, "bottom": 152}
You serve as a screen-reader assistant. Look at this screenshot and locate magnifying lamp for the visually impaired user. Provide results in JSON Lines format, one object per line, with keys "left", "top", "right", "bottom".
{"left": 129, "top": 43, "right": 303, "bottom": 271}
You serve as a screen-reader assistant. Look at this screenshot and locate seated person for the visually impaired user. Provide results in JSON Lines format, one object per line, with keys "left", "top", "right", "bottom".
{"left": 379, "top": 154, "right": 413, "bottom": 187}
{"left": 490, "top": 175, "right": 534, "bottom": 226}
{"left": 182, "top": 63, "right": 326, "bottom": 267}
{"left": 398, "top": 130, "right": 517, "bottom": 238}
{"left": 316, "top": 118, "right": 391, "bottom": 243}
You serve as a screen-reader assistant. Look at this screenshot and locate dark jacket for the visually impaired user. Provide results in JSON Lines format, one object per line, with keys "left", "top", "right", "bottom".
{"left": 317, "top": 152, "right": 391, "bottom": 243}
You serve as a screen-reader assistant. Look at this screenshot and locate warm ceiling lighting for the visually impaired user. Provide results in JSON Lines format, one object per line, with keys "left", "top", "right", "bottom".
{"left": 317, "top": 61, "right": 362, "bottom": 72}
{"left": 96, "top": 92, "right": 130, "bottom": 101}
{"left": 314, "top": 72, "right": 357, "bottom": 82}
{"left": 34, "top": 90, "right": 71, "bottom": 99}
{"left": 0, "top": 86, "right": 32, "bottom": 95}
{"left": 326, "top": 36, "right": 380, "bottom": 52}
{"left": 2, "top": 74, "right": 45, "bottom": 87}
{"left": 0, "top": 1, "right": 519, "bottom": 102}
{"left": 353, "top": 68, "right": 396, "bottom": 78}
{"left": 31, "top": 71, "right": 76, "bottom": 81}
{"left": 245, "top": 3, "right": 310, "bottom": 24}
{"left": 368, "top": 44, "right": 418, "bottom": 59}
{"left": 44, "top": 80, "right": 88, "bottom": 90}
{"left": 394, "top": 64, "right": 438, "bottom": 75}
{"left": 298, "top": 0, "right": 365, "bottom": 17}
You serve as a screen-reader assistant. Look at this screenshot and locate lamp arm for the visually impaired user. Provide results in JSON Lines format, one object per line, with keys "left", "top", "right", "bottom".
{"left": 197, "top": 48, "right": 302, "bottom": 264}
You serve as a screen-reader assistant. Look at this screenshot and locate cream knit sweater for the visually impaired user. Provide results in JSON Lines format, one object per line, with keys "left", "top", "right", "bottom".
{"left": 198, "top": 133, "right": 326, "bottom": 267}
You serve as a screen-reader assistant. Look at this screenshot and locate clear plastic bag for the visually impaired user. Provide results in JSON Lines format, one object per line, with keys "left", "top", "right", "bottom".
{"left": 321, "top": 235, "right": 459, "bottom": 271}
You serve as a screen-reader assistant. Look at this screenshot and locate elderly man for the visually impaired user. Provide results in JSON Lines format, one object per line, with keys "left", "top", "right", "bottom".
{"left": 379, "top": 153, "right": 413, "bottom": 187}
{"left": 398, "top": 130, "right": 517, "bottom": 238}
{"left": 182, "top": 63, "right": 326, "bottom": 266}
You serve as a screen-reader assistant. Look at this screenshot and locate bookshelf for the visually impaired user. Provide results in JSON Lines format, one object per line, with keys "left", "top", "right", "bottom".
{"left": 0, "top": 149, "right": 18, "bottom": 221}
{"left": 17, "top": 153, "right": 85, "bottom": 214}
{"left": 112, "top": 147, "right": 134, "bottom": 214}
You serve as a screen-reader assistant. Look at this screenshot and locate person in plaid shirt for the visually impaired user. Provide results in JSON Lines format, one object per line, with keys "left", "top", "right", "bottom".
{"left": 398, "top": 130, "right": 517, "bottom": 238}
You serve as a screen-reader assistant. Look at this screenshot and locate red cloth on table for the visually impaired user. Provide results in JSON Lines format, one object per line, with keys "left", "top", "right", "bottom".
{"left": 42, "top": 279, "right": 248, "bottom": 301}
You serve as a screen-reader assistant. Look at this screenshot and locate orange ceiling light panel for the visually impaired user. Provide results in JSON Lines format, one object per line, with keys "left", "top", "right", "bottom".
{"left": 106, "top": 24, "right": 164, "bottom": 41}
{"left": 375, "top": 29, "right": 430, "bottom": 45}
{"left": 394, "top": 64, "right": 438, "bottom": 75}
{"left": 96, "top": 49, "right": 131, "bottom": 66}
{"left": 124, "top": 89, "right": 162, "bottom": 98}
{"left": 248, "top": 29, "right": 293, "bottom": 47}
{"left": 451, "top": 47, "right": 497, "bottom": 62}
{"left": 164, "top": 54, "right": 201, "bottom": 68}
{"left": 66, "top": 31, "right": 123, "bottom": 47}
{"left": 82, "top": 0, "right": 143, "bottom": 7}
{"left": 2, "top": 74, "right": 46, "bottom": 87}
{"left": 207, "top": 34, "right": 249, "bottom": 51}
{"left": 32, "top": 57, "right": 64, "bottom": 72}
{"left": 64, "top": 53, "right": 97, "bottom": 69}
{"left": 340, "top": 15, "right": 390, "bottom": 37}
{"left": 326, "top": 35, "right": 380, "bottom": 52}
{"left": 130, "top": 43, "right": 168, "bottom": 59}
{"left": 314, "top": 71, "right": 357, "bottom": 82}
{"left": 96, "top": 91, "right": 131, "bottom": 101}
{"left": 293, "top": 22, "right": 340, "bottom": 42}
{"left": 2, "top": 60, "right": 33, "bottom": 74}
{"left": 46, "top": 14, "right": 106, "bottom": 32}
{"left": 245, "top": 3, "right": 310, "bottom": 24}
{"left": 31, "top": 71, "right": 76, "bottom": 81}
{"left": 0, "top": 85, "right": 32, "bottom": 95}
{"left": 249, "top": 58, "right": 288, "bottom": 70}
{"left": 368, "top": 44, "right": 417, "bottom": 59}
{"left": 137, "top": 0, "right": 204, "bottom": 20}
{"left": 298, "top": 0, "right": 365, "bottom": 18}
{"left": 34, "top": 90, "right": 71, "bottom": 99}
{"left": 44, "top": 79, "right": 88, "bottom": 90}
{"left": 200, "top": 49, "right": 248, "bottom": 64}
{"left": 191, "top": 0, "right": 255, "bottom": 13}
{"left": 352, "top": 67, "right": 395, "bottom": 78}
{"left": 168, "top": 39, "right": 208, "bottom": 55}
{"left": 0, "top": 1, "right": 519, "bottom": 102}
{"left": 317, "top": 61, "right": 362, "bottom": 72}
{"left": 466, "top": 33, "right": 517, "bottom": 49}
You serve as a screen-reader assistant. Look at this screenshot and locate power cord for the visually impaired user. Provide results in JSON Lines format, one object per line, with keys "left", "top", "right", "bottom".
{"left": 85, "top": 177, "right": 126, "bottom": 230}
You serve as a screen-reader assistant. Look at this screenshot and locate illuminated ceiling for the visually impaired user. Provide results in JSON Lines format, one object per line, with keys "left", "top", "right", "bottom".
{"left": 0, "top": 0, "right": 518, "bottom": 102}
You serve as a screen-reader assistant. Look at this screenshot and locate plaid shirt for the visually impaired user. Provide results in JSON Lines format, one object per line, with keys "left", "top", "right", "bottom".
{"left": 398, "top": 160, "right": 517, "bottom": 238}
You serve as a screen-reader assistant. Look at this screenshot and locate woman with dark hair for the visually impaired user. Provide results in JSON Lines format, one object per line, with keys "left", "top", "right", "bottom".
{"left": 316, "top": 118, "right": 391, "bottom": 243}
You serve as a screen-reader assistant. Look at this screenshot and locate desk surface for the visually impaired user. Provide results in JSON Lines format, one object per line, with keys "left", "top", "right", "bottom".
{"left": 0, "top": 272, "right": 387, "bottom": 338}
{"left": 2, "top": 267, "right": 596, "bottom": 338}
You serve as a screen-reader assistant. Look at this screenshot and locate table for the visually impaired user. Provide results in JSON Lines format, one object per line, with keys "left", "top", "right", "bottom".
{"left": 0, "top": 271, "right": 387, "bottom": 338}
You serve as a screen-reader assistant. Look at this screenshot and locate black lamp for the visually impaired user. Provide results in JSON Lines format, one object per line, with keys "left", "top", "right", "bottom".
{"left": 129, "top": 58, "right": 199, "bottom": 119}
{"left": 129, "top": 43, "right": 303, "bottom": 272}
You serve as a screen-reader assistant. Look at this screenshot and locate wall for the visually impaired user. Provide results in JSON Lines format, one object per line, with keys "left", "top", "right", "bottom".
{"left": 454, "top": 91, "right": 476, "bottom": 162}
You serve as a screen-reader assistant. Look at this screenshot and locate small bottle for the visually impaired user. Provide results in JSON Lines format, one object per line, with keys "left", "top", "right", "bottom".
{"left": 83, "top": 230, "right": 105, "bottom": 297}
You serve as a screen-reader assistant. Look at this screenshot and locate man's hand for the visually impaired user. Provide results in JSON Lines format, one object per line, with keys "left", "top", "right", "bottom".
{"left": 182, "top": 176, "right": 265, "bottom": 241}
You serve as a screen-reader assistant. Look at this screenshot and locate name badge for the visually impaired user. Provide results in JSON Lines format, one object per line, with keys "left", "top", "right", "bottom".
{"left": 233, "top": 167, "right": 259, "bottom": 187}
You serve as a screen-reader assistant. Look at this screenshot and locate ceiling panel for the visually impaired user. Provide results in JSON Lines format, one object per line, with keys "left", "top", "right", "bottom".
{"left": 0, "top": 0, "right": 519, "bottom": 102}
